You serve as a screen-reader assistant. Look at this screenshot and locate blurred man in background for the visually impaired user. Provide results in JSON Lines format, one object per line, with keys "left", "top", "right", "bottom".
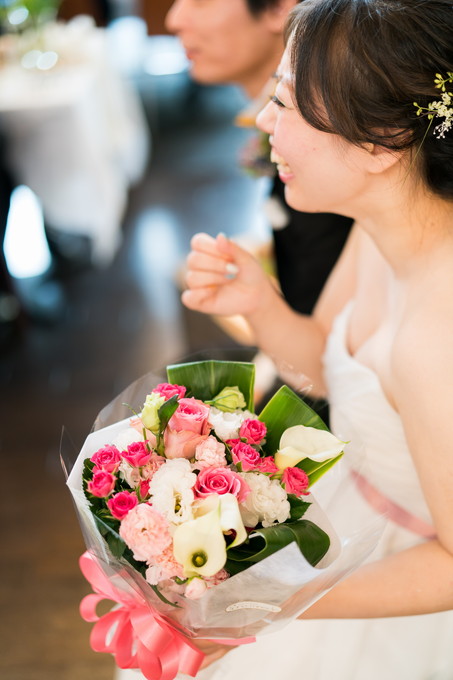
{"left": 165, "top": 0, "right": 353, "bottom": 317}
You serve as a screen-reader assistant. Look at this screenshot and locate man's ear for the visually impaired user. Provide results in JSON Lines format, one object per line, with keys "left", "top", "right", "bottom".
{"left": 263, "top": 0, "right": 299, "bottom": 33}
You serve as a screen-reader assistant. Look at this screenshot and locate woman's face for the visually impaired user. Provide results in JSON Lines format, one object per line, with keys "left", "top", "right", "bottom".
{"left": 257, "top": 48, "right": 371, "bottom": 215}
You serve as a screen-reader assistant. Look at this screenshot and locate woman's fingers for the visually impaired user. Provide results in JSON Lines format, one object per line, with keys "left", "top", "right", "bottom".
{"left": 190, "top": 232, "right": 231, "bottom": 259}
{"left": 186, "top": 250, "right": 238, "bottom": 277}
{"left": 185, "top": 269, "right": 229, "bottom": 289}
{"left": 181, "top": 287, "right": 219, "bottom": 313}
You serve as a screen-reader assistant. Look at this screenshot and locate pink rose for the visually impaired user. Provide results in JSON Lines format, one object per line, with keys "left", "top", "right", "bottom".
{"left": 231, "top": 442, "right": 261, "bottom": 471}
{"left": 121, "top": 441, "right": 151, "bottom": 467}
{"left": 119, "top": 504, "right": 172, "bottom": 562}
{"left": 225, "top": 438, "right": 241, "bottom": 448}
{"left": 239, "top": 419, "right": 267, "bottom": 445}
{"left": 164, "top": 398, "right": 211, "bottom": 459}
{"left": 90, "top": 445, "right": 121, "bottom": 473}
{"left": 164, "top": 429, "right": 210, "bottom": 460}
{"left": 169, "top": 398, "right": 211, "bottom": 434}
{"left": 153, "top": 382, "right": 187, "bottom": 400}
{"left": 194, "top": 466, "right": 250, "bottom": 503}
{"left": 255, "top": 456, "right": 279, "bottom": 474}
{"left": 184, "top": 578, "right": 207, "bottom": 600}
{"left": 139, "top": 480, "right": 151, "bottom": 500}
{"left": 107, "top": 491, "right": 138, "bottom": 520}
{"left": 87, "top": 468, "right": 116, "bottom": 497}
{"left": 194, "top": 436, "right": 227, "bottom": 470}
{"left": 282, "top": 467, "right": 310, "bottom": 496}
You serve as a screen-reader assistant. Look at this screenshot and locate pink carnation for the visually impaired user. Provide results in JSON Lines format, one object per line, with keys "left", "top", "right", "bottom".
{"left": 119, "top": 504, "right": 172, "bottom": 563}
{"left": 121, "top": 441, "right": 151, "bottom": 467}
{"left": 193, "top": 436, "right": 227, "bottom": 470}
{"left": 145, "top": 544, "right": 185, "bottom": 584}
{"left": 90, "top": 445, "right": 121, "bottom": 473}
{"left": 194, "top": 466, "right": 250, "bottom": 503}
{"left": 255, "top": 456, "right": 279, "bottom": 474}
{"left": 153, "top": 382, "right": 187, "bottom": 400}
{"left": 205, "top": 569, "right": 230, "bottom": 587}
{"left": 239, "top": 419, "right": 267, "bottom": 445}
{"left": 231, "top": 441, "right": 261, "bottom": 471}
{"left": 107, "top": 491, "right": 138, "bottom": 520}
{"left": 141, "top": 453, "right": 166, "bottom": 480}
{"left": 282, "top": 467, "right": 310, "bottom": 496}
{"left": 87, "top": 469, "right": 116, "bottom": 497}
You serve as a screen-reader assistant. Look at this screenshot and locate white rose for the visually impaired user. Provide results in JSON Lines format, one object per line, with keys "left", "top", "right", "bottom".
{"left": 239, "top": 472, "right": 290, "bottom": 528}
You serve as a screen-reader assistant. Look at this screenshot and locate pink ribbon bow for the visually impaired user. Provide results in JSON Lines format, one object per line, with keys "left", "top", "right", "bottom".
{"left": 79, "top": 551, "right": 205, "bottom": 680}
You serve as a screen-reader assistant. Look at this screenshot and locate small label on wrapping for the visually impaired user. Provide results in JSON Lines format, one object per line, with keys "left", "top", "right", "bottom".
{"left": 225, "top": 601, "right": 282, "bottom": 612}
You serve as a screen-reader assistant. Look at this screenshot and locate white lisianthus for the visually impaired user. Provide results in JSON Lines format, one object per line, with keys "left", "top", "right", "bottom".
{"left": 118, "top": 459, "right": 142, "bottom": 488}
{"left": 149, "top": 458, "right": 197, "bottom": 525}
{"left": 141, "top": 392, "right": 166, "bottom": 433}
{"left": 239, "top": 472, "right": 290, "bottom": 528}
{"left": 209, "top": 406, "right": 255, "bottom": 441}
{"left": 112, "top": 427, "right": 144, "bottom": 451}
{"left": 275, "top": 425, "right": 345, "bottom": 470}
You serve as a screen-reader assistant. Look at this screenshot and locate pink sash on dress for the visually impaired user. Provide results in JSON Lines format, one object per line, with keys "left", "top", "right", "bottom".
{"left": 351, "top": 471, "right": 436, "bottom": 539}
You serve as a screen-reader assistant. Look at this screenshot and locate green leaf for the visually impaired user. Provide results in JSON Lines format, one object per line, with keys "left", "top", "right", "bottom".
{"left": 297, "top": 452, "right": 344, "bottom": 486}
{"left": 287, "top": 495, "right": 311, "bottom": 520}
{"left": 94, "top": 516, "right": 126, "bottom": 558}
{"left": 258, "top": 385, "right": 329, "bottom": 456}
{"left": 157, "top": 395, "right": 179, "bottom": 431}
{"left": 166, "top": 360, "right": 255, "bottom": 411}
{"left": 226, "top": 518, "right": 330, "bottom": 574}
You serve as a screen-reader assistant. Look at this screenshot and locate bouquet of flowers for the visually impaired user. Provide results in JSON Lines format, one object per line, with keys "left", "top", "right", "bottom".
{"left": 65, "top": 360, "right": 384, "bottom": 680}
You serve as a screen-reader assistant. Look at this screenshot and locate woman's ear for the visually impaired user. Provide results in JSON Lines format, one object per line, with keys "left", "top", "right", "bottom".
{"left": 362, "top": 143, "right": 402, "bottom": 175}
{"left": 263, "top": 0, "right": 299, "bottom": 33}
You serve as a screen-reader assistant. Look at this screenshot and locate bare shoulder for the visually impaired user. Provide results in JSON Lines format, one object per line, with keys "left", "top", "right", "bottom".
{"left": 392, "top": 293, "right": 453, "bottom": 548}
{"left": 392, "top": 295, "right": 453, "bottom": 403}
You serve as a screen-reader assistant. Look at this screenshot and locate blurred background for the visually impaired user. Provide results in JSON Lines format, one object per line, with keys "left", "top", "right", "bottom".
{"left": 0, "top": 1, "right": 272, "bottom": 678}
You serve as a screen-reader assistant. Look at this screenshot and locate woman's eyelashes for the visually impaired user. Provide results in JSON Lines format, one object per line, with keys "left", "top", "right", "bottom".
{"left": 270, "top": 94, "right": 286, "bottom": 108}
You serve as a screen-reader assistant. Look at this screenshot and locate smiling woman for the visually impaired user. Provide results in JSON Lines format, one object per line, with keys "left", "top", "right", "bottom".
{"left": 180, "top": 0, "right": 453, "bottom": 677}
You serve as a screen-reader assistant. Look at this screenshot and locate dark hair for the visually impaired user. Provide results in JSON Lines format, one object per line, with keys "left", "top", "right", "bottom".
{"left": 286, "top": 0, "right": 453, "bottom": 200}
{"left": 246, "top": 0, "right": 301, "bottom": 16}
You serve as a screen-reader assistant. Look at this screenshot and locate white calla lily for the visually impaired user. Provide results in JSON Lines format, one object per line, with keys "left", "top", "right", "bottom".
{"left": 172, "top": 494, "right": 247, "bottom": 577}
{"left": 217, "top": 493, "right": 247, "bottom": 547}
{"left": 173, "top": 498, "right": 226, "bottom": 577}
{"left": 275, "top": 425, "right": 345, "bottom": 471}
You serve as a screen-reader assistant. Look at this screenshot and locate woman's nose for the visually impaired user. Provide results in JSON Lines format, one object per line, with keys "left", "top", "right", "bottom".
{"left": 256, "top": 99, "right": 276, "bottom": 135}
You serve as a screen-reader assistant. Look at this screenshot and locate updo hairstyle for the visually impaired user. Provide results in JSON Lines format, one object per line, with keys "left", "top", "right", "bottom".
{"left": 286, "top": 0, "right": 453, "bottom": 200}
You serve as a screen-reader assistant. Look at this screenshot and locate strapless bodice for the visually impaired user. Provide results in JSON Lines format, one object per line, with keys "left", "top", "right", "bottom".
{"left": 323, "top": 301, "right": 432, "bottom": 525}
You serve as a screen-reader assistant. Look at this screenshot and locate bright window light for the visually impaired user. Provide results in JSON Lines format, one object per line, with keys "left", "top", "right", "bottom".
{"left": 3, "top": 185, "right": 52, "bottom": 278}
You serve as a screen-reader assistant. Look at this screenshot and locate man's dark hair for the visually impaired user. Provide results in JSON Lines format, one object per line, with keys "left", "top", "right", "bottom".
{"left": 246, "top": 0, "right": 301, "bottom": 16}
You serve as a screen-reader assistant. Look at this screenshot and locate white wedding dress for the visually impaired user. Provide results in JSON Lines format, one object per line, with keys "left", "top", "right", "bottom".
{"left": 116, "top": 302, "right": 453, "bottom": 680}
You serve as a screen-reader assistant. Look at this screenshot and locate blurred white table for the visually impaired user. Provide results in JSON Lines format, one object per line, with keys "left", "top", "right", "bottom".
{"left": 0, "top": 17, "right": 150, "bottom": 265}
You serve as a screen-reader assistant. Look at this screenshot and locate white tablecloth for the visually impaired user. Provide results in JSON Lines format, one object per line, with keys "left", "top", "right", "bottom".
{"left": 0, "top": 17, "right": 150, "bottom": 265}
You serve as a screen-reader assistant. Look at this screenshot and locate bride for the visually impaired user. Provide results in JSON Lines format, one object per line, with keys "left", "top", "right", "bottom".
{"left": 179, "top": 0, "right": 453, "bottom": 677}
{"left": 118, "top": 0, "right": 453, "bottom": 677}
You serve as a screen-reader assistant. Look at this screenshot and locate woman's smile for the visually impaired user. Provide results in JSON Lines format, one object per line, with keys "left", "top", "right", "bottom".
{"left": 270, "top": 149, "right": 294, "bottom": 182}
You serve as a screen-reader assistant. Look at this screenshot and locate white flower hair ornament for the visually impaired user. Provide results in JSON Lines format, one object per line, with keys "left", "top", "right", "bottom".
{"left": 414, "top": 72, "right": 453, "bottom": 140}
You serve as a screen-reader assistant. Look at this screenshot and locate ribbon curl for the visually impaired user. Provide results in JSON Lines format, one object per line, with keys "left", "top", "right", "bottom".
{"left": 79, "top": 551, "right": 205, "bottom": 680}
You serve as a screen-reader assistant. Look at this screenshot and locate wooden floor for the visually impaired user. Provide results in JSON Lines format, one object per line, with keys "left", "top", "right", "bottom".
{"left": 0, "top": 76, "right": 263, "bottom": 680}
